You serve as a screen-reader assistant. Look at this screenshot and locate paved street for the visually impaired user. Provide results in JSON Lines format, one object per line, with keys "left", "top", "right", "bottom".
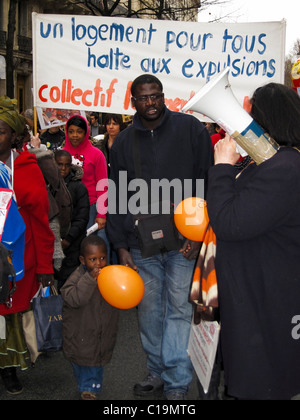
{"left": 0, "top": 307, "right": 199, "bottom": 401}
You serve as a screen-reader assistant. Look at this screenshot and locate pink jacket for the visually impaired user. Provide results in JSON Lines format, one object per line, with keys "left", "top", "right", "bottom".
{"left": 63, "top": 115, "right": 107, "bottom": 218}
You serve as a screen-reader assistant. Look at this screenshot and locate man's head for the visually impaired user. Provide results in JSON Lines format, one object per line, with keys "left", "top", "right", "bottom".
{"left": 90, "top": 112, "right": 99, "bottom": 127}
{"left": 131, "top": 74, "right": 165, "bottom": 129}
{"left": 48, "top": 117, "right": 61, "bottom": 134}
{"left": 55, "top": 150, "right": 72, "bottom": 178}
{"left": 79, "top": 235, "right": 107, "bottom": 279}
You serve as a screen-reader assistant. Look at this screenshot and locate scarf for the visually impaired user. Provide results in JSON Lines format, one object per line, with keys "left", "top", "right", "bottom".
{"left": 0, "top": 96, "right": 25, "bottom": 136}
{"left": 190, "top": 224, "right": 218, "bottom": 324}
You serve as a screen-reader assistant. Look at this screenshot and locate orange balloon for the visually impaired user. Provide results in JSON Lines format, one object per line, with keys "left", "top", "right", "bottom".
{"left": 174, "top": 197, "right": 209, "bottom": 241}
{"left": 97, "top": 265, "right": 145, "bottom": 309}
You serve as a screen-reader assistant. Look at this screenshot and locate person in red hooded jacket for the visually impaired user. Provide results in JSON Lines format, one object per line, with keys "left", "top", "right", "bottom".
{"left": 0, "top": 96, "right": 54, "bottom": 395}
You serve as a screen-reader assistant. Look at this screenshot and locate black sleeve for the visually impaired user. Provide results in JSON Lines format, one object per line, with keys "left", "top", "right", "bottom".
{"left": 64, "top": 182, "right": 90, "bottom": 242}
{"left": 207, "top": 158, "right": 298, "bottom": 241}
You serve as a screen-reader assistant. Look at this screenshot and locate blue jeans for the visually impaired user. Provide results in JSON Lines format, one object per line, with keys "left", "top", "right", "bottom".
{"left": 130, "top": 248, "right": 195, "bottom": 394}
{"left": 71, "top": 363, "right": 103, "bottom": 393}
{"left": 88, "top": 203, "right": 110, "bottom": 259}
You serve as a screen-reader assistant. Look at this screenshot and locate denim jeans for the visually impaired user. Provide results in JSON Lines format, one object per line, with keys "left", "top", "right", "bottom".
{"left": 130, "top": 248, "right": 195, "bottom": 394}
{"left": 88, "top": 203, "right": 110, "bottom": 259}
{"left": 71, "top": 363, "right": 103, "bottom": 393}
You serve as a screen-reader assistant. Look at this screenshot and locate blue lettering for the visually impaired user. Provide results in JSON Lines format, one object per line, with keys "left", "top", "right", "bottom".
{"left": 40, "top": 22, "right": 51, "bottom": 38}
{"left": 245, "top": 35, "right": 255, "bottom": 53}
{"left": 165, "top": 31, "right": 213, "bottom": 52}
{"left": 182, "top": 59, "right": 194, "bottom": 78}
{"left": 40, "top": 22, "right": 63, "bottom": 38}
{"left": 222, "top": 29, "right": 268, "bottom": 56}
{"left": 246, "top": 61, "right": 256, "bottom": 76}
{"left": 258, "top": 34, "right": 267, "bottom": 54}
{"left": 232, "top": 35, "right": 243, "bottom": 53}
{"left": 181, "top": 55, "right": 276, "bottom": 81}
{"left": 267, "top": 59, "right": 276, "bottom": 77}
{"left": 87, "top": 47, "right": 131, "bottom": 70}
{"left": 222, "top": 29, "right": 232, "bottom": 53}
{"left": 71, "top": 17, "right": 156, "bottom": 46}
{"left": 140, "top": 58, "right": 171, "bottom": 74}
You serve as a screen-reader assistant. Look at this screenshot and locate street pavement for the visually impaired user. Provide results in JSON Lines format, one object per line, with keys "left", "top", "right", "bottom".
{"left": 0, "top": 307, "right": 201, "bottom": 401}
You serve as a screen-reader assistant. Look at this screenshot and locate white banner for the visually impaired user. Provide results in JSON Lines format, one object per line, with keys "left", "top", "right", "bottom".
{"left": 32, "top": 13, "right": 286, "bottom": 115}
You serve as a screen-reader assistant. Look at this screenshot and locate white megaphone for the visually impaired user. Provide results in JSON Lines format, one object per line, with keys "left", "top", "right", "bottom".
{"left": 182, "top": 67, "right": 279, "bottom": 165}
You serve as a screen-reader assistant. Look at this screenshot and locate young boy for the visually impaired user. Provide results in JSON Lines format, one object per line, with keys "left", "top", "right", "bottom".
{"left": 60, "top": 235, "right": 119, "bottom": 400}
{"left": 54, "top": 150, "right": 90, "bottom": 291}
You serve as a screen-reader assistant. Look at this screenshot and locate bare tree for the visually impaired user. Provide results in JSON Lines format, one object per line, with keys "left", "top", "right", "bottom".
{"left": 68, "top": 0, "right": 230, "bottom": 21}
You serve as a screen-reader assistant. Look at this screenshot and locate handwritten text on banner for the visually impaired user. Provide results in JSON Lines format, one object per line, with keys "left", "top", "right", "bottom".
{"left": 32, "top": 13, "right": 286, "bottom": 114}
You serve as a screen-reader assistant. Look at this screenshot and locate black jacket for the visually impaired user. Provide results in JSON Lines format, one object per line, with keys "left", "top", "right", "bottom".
{"left": 58, "top": 165, "right": 90, "bottom": 286}
{"left": 40, "top": 129, "right": 65, "bottom": 151}
{"left": 207, "top": 148, "right": 300, "bottom": 399}
{"left": 106, "top": 106, "right": 213, "bottom": 250}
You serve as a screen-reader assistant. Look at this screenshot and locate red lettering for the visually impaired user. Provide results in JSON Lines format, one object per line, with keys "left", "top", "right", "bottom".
{"left": 38, "top": 84, "right": 48, "bottom": 102}
{"left": 37, "top": 78, "right": 118, "bottom": 109}
{"left": 49, "top": 86, "right": 60, "bottom": 102}
{"left": 93, "top": 79, "right": 103, "bottom": 107}
{"left": 61, "top": 79, "right": 66, "bottom": 103}
{"left": 71, "top": 88, "right": 82, "bottom": 106}
{"left": 106, "top": 78, "right": 118, "bottom": 107}
{"left": 123, "top": 81, "right": 133, "bottom": 110}
{"left": 82, "top": 90, "right": 92, "bottom": 106}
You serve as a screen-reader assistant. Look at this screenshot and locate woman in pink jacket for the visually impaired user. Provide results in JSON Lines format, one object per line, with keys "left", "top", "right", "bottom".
{"left": 63, "top": 115, "right": 109, "bottom": 256}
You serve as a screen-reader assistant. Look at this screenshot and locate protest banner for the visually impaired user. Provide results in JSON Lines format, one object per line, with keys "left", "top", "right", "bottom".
{"left": 32, "top": 13, "right": 286, "bottom": 115}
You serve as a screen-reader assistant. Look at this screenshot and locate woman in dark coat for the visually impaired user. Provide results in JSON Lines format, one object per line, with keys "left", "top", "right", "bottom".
{"left": 207, "top": 83, "right": 300, "bottom": 400}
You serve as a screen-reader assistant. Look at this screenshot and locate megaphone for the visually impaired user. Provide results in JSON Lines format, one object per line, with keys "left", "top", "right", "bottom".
{"left": 182, "top": 67, "right": 279, "bottom": 165}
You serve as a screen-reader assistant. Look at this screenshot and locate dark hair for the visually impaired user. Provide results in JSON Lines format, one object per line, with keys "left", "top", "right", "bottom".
{"left": 103, "top": 113, "right": 126, "bottom": 132}
{"left": 131, "top": 74, "right": 163, "bottom": 97}
{"left": 55, "top": 149, "right": 72, "bottom": 162}
{"left": 90, "top": 112, "right": 99, "bottom": 120}
{"left": 66, "top": 116, "right": 87, "bottom": 134}
{"left": 250, "top": 83, "right": 300, "bottom": 147}
{"left": 80, "top": 235, "right": 107, "bottom": 257}
{"left": 104, "top": 113, "right": 123, "bottom": 126}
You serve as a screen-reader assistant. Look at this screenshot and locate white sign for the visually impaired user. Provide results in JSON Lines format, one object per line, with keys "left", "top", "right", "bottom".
{"left": 188, "top": 320, "right": 220, "bottom": 394}
{"left": 32, "top": 13, "right": 286, "bottom": 115}
{"left": 0, "top": 188, "right": 13, "bottom": 240}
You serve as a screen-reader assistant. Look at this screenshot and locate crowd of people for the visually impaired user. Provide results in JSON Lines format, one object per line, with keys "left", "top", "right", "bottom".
{"left": 0, "top": 73, "right": 300, "bottom": 401}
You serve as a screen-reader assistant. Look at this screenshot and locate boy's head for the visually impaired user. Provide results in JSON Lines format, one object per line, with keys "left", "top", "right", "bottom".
{"left": 55, "top": 150, "right": 72, "bottom": 178}
{"left": 79, "top": 235, "right": 107, "bottom": 277}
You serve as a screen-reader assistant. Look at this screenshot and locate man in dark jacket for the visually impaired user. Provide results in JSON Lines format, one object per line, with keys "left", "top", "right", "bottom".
{"left": 55, "top": 150, "right": 90, "bottom": 290}
{"left": 40, "top": 118, "right": 65, "bottom": 151}
{"left": 106, "top": 74, "right": 213, "bottom": 400}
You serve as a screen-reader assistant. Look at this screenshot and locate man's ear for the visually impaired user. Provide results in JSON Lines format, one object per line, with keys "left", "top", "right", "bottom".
{"left": 243, "top": 96, "right": 252, "bottom": 113}
{"left": 131, "top": 97, "right": 136, "bottom": 110}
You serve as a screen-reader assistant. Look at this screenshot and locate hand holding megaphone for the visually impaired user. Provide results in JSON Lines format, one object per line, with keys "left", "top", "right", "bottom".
{"left": 182, "top": 67, "right": 279, "bottom": 165}
{"left": 214, "top": 134, "right": 241, "bottom": 165}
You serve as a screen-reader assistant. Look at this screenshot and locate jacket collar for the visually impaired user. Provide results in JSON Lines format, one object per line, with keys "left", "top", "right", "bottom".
{"left": 132, "top": 105, "right": 170, "bottom": 132}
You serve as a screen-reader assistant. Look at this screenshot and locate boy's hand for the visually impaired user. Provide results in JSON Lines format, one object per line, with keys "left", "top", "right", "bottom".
{"left": 95, "top": 217, "right": 106, "bottom": 230}
{"left": 90, "top": 267, "right": 101, "bottom": 281}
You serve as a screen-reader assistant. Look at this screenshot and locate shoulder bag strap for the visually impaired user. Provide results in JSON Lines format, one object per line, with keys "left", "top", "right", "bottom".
{"left": 132, "top": 129, "right": 142, "bottom": 179}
